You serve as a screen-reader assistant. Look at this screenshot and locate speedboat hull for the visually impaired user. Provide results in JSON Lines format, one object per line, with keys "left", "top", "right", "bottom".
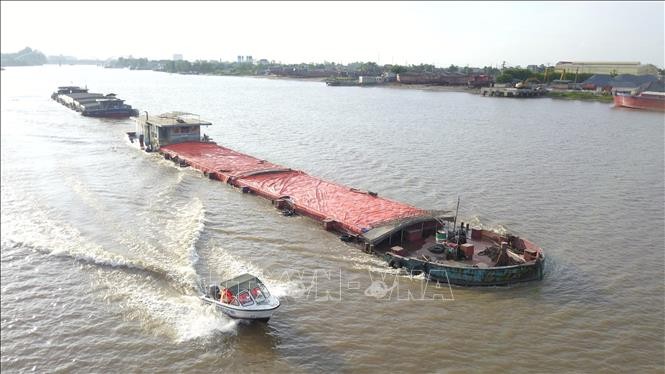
{"left": 201, "top": 273, "right": 280, "bottom": 322}
{"left": 201, "top": 296, "right": 279, "bottom": 321}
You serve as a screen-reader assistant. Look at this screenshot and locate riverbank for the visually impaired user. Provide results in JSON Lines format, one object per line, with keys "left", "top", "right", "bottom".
{"left": 383, "top": 82, "right": 476, "bottom": 93}
{"left": 256, "top": 75, "right": 614, "bottom": 100}
{"left": 253, "top": 75, "right": 477, "bottom": 93}
{"left": 162, "top": 70, "right": 613, "bottom": 102}
{"left": 546, "top": 90, "right": 614, "bottom": 103}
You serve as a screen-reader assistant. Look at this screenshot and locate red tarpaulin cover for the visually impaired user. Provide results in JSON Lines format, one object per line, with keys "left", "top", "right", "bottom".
{"left": 161, "top": 142, "right": 425, "bottom": 234}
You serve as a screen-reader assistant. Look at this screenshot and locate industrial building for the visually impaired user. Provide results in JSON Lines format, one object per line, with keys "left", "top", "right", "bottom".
{"left": 555, "top": 61, "right": 659, "bottom": 75}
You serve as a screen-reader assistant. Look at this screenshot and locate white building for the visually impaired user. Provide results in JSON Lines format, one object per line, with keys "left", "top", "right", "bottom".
{"left": 359, "top": 76, "right": 383, "bottom": 85}
{"left": 555, "top": 61, "right": 659, "bottom": 75}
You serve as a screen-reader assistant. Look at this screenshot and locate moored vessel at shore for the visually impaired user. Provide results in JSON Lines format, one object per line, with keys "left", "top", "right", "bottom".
{"left": 325, "top": 78, "right": 359, "bottom": 86}
{"left": 613, "top": 91, "right": 665, "bottom": 112}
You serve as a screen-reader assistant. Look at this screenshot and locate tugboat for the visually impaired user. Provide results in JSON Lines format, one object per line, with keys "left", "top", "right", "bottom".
{"left": 381, "top": 221, "right": 545, "bottom": 286}
{"left": 372, "top": 199, "right": 544, "bottom": 286}
{"left": 201, "top": 274, "right": 280, "bottom": 322}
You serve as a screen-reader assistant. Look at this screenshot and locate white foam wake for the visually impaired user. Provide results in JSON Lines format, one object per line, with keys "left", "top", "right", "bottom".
{"left": 2, "top": 188, "right": 233, "bottom": 342}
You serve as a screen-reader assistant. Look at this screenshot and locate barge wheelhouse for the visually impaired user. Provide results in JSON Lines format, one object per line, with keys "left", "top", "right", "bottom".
{"left": 134, "top": 111, "right": 212, "bottom": 151}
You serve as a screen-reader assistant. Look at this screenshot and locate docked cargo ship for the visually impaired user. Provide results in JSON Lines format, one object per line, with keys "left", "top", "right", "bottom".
{"left": 325, "top": 78, "right": 359, "bottom": 86}
{"left": 613, "top": 91, "right": 665, "bottom": 112}
{"left": 51, "top": 86, "right": 139, "bottom": 118}
{"left": 127, "top": 112, "right": 545, "bottom": 286}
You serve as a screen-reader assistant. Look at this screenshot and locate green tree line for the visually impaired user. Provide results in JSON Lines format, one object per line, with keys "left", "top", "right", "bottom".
{"left": 105, "top": 56, "right": 512, "bottom": 79}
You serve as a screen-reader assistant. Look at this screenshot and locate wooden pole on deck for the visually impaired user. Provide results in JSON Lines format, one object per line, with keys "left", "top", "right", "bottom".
{"left": 452, "top": 196, "right": 460, "bottom": 235}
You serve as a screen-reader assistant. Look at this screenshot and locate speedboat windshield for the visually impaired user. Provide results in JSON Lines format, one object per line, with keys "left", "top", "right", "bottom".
{"left": 219, "top": 273, "right": 272, "bottom": 306}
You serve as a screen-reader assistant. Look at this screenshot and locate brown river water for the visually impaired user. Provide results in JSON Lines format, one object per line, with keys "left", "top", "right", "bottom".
{"left": 1, "top": 65, "right": 663, "bottom": 373}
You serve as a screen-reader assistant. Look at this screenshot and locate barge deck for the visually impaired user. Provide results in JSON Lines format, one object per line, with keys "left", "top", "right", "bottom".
{"left": 160, "top": 141, "right": 427, "bottom": 236}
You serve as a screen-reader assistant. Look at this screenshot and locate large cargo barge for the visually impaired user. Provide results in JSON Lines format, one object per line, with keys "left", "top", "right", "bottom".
{"left": 51, "top": 86, "right": 139, "bottom": 118}
{"left": 613, "top": 91, "right": 665, "bottom": 112}
{"left": 128, "top": 112, "right": 545, "bottom": 286}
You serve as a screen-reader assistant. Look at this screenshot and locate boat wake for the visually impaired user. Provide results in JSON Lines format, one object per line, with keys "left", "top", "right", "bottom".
{"left": 99, "top": 270, "right": 238, "bottom": 343}
{"left": 1, "top": 187, "right": 239, "bottom": 342}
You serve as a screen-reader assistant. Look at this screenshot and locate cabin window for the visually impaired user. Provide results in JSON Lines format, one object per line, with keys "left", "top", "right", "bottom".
{"left": 172, "top": 126, "right": 193, "bottom": 134}
{"left": 250, "top": 287, "right": 266, "bottom": 303}
{"left": 258, "top": 284, "right": 271, "bottom": 298}
{"left": 237, "top": 291, "right": 254, "bottom": 306}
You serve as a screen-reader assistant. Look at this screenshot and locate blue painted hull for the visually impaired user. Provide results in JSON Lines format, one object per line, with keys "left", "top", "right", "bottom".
{"left": 384, "top": 253, "right": 544, "bottom": 286}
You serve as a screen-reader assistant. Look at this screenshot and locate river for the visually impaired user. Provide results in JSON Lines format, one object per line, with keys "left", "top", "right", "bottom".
{"left": 1, "top": 65, "right": 663, "bottom": 373}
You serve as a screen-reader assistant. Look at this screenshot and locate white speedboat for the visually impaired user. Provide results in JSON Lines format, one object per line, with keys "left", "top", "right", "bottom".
{"left": 201, "top": 273, "right": 280, "bottom": 322}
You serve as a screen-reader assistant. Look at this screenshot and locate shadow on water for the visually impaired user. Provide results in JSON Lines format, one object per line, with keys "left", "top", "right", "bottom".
{"left": 465, "top": 253, "right": 616, "bottom": 308}
{"left": 259, "top": 315, "right": 350, "bottom": 372}
{"left": 197, "top": 315, "right": 350, "bottom": 373}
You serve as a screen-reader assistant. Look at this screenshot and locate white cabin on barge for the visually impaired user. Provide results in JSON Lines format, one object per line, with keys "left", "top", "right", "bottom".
{"left": 135, "top": 111, "right": 211, "bottom": 151}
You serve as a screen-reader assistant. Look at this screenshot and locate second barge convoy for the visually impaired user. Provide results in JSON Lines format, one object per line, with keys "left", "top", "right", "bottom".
{"left": 51, "top": 86, "right": 139, "bottom": 118}
{"left": 128, "top": 112, "right": 544, "bottom": 286}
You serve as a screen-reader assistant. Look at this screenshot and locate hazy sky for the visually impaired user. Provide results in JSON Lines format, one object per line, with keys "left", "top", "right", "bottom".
{"left": 2, "top": 1, "right": 664, "bottom": 67}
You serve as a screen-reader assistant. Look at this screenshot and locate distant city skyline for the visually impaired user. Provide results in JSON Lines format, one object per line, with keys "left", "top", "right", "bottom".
{"left": 2, "top": 1, "right": 664, "bottom": 68}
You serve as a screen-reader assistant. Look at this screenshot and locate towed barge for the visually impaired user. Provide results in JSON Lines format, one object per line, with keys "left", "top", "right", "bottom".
{"left": 128, "top": 111, "right": 544, "bottom": 286}
{"left": 51, "top": 86, "right": 139, "bottom": 118}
